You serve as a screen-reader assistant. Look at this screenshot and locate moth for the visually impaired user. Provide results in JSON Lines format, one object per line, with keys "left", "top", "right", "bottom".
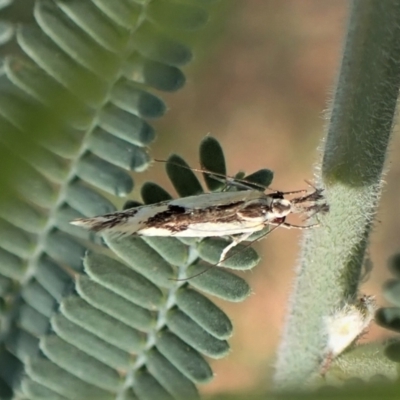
{"left": 71, "top": 169, "right": 327, "bottom": 267}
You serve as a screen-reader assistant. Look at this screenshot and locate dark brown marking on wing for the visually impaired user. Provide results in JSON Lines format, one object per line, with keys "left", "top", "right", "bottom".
{"left": 144, "top": 200, "right": 273, "bottom": 233}
{"left": 238, "top": 203, "right": 272, "bottom": 219}
{"left": 89, "top": 208, "right": 139, "bottom": 231}
{"left": 144, "top": 201, "right": 243, "bottom": 232}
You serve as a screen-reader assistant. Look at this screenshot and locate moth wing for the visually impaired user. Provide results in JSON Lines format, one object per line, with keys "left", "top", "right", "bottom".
{"left": 71, "top": 190, "right": 270, "bottom": 236}
{"left": 71, "top": 203, "right": 171, "bottom": 235}
{"left": 170, "top": 190, "right": 264, "bottom": 209}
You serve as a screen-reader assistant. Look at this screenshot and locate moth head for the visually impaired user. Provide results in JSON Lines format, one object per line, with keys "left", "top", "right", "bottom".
{"left": 271, "top": 198, "right": 292, "bottom": 217}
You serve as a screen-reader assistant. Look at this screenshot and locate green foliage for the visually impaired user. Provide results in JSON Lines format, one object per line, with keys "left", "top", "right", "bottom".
{"left": 0, "top": 0, "right": 225, "bottom": 398}
{"left": 1, "top": 1, "right": 400, "bottom": 399}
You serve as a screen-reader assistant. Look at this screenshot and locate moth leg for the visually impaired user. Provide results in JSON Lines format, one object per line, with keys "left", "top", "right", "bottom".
{"left": 319, "top": 351, "right": 334, "bottom": 377}
{"left": 279, "top": 188, "right": 308, "bottom": 196}
{"left": 218, "top": 232, "right": 253, "bottom": 266}
{"left": 291, "top": 189, "right": 324, "bottom": 204}
{"left": 280, "top": 222, "right": 319, "bottom": 229}
{"left": 267, "top": 218, "right": 318, "bottom": 230}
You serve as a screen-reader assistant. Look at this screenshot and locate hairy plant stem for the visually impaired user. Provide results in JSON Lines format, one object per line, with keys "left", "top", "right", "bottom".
{"left": 274, "top": 0, "right": 400, "bottom": 388}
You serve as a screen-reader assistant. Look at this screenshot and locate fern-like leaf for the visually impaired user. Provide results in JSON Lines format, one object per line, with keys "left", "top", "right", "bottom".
{"left": 0, "top": 0, "right": 213, "bottom": 398}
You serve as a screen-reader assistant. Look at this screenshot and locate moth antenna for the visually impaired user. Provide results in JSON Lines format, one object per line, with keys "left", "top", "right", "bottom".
{"left": 154, "top": 158, "right": 276, "bottom": 192}
{"left": 156, "top": 158, "right": 314, "bottom": 197}
{"left": 290, "top": 188, "right": 325, "bottom": 205}
{"left": 278, "top": 189, "right": 308, "bottom": 196}
{"left": 170, "top": 264, "right": 216, "bottom": 281}
{"left": 304, "top": 179, "right": 317, "bottom": 189}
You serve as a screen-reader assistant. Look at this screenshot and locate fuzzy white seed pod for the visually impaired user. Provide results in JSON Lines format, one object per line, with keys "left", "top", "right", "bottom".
{"left": 321, "top": 294, "right": 376, "bottom": 375}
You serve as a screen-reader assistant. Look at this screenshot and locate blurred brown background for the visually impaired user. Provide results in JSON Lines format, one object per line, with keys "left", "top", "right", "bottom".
{"left": 137, "top": 0, "right": 399, "bottom": 396}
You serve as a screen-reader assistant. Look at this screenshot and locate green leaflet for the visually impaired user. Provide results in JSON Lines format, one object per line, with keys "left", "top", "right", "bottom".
{"left": 60, "top": 296, "right": 146, "bottom": 352}
{"left": 37, "top": 2, "right": 120, "bottom": 80}
{"left": 175, "top": 287, "right": 233, "bottom": 339}
{"left": 51, "top": 314, "right": 131, "bottom": 370}
{"left": 156, "top": 330, "right": 213, "bottom": 383}
{"left": 146, "top": 348, "right": 199, "bottom": 400}
{"left": 383, "top": 280, "right": 400, "bottom": 308}
{"left": 131, "top": 21, "right": 192, "bottom": 67}
{"left": 6, "top": 56, "right": 93, "bottom": 129}
{"left": 111, "top": 79, "right": 166, "bottom": 119}
{"left": 88, "top": 129, "right": 151, "bottom": 171}
{"left": 75, "top": 153, "right": 134, "bottom": 196}
{"left": 40, "top": 335, "right": 121, "bottom": 392}
{"left": 0, "top": 197, "right": 46, "bottom": 234}
{"left": 35, "top": 257, "right": 73, "bottom": 301}
{"left": 92, "top": 0, "right": 142, "bottom": 28}
{"left": 20, "top": 379, "right": 70, "bottom": 400}
{"left": 84, "top": 252, "right": 164, "bottom": 310}
{"left": 17, "top": 304, "right": 49, "bottom": 337}
{"left": 166, "top": 308, "right": 229, "bottom": 358}
{"left": 66, "top": 182, "right": 116, "bottom": 216}
{"left": 147, "top": 0, "right": 208, "bottom": 31}
{"left": 0, "top": 219, "right": 35, "bottom": 258}
{"left": 6, "top": 328, "right": 39, "bottom": 362}
{"left": 200, "top": 136, "right": 227, "bottom": 192}
{"left": 25, "top": 358, "right": 114, "bottom": 400}
{"left": 21, "top": 280, "right": 57, "bottom": 318}
{"left": 0, "top": 247, "right": 26, "bottom": 279}
{"left": 103, "top": 236, "right": 177, "bottom": 288}
{"left": 124, "top": 54, "right": 186, "bottom": 92}
{"left": 0, "top": 275, "right": 12, "bottom": 297}
{"left": 44, "top": 231, "right": 87, "bottom": 272}
{"left": 141, "top": 182, "right": 173, "bottom": 203}
{"left": 99, "top": 103, "right": 156, "bottom": 146}
{"left": 166, "top": 154, "right": 204, "bottom": 197}
{"left": 187, "top": 262, "right": 252, "bottom": 302}
{"left": 134, "top": 369, "right": 175, "bottom": 400}
{"left": 13, "top": 162, "right": 57, "bottom": 208}
{"left": 244, "top": 169, "right": 274, "bottom": 189}
{"left": 18, "top": 25, "right": 108, "bottom": 105}
{"left": 76, "top": 276, "right": 156, "bottom": 331}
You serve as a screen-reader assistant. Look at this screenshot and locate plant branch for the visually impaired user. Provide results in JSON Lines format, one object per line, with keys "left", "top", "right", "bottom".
{"left": 274, "top": 0, "right": 400, "bottom": 388}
